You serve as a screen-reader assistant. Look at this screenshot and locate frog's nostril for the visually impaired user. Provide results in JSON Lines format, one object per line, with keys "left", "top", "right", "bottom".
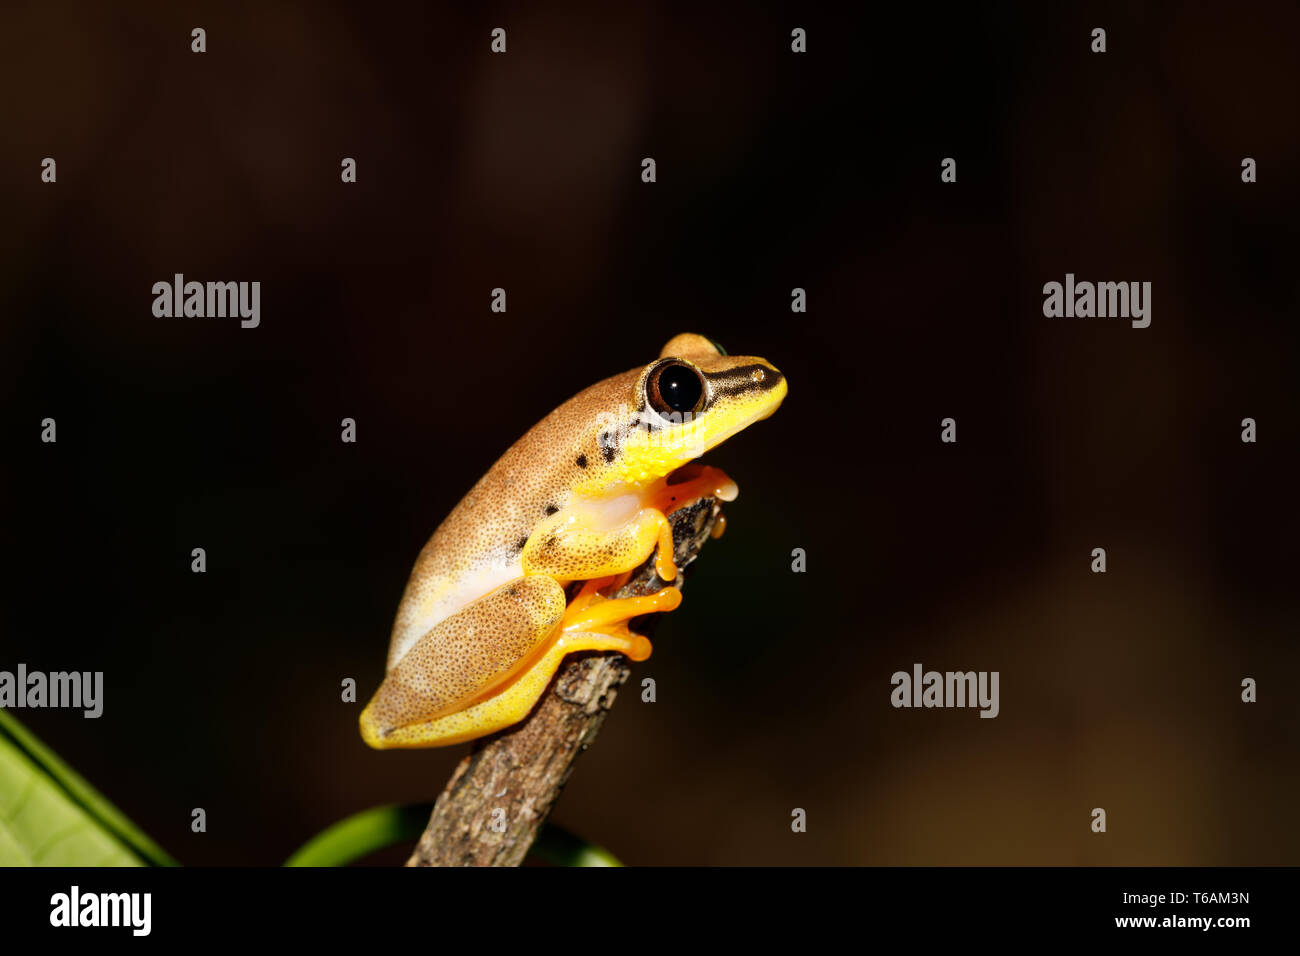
{"left": 758, "top": 367, "right": 788, "bottom": 416}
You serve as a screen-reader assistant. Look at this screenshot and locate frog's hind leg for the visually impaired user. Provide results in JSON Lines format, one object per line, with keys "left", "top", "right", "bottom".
{"left": 554, "top": 576, "right": 683, "bottom": 662}
{"left": 361, "top": 575, "right": 682, "bottom": 750}
{"left": 360, "top": 574, "right": 567, "bottom": 749}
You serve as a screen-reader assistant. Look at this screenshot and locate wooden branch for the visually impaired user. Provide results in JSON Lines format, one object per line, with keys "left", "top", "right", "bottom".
{"left": 406, "top": 496, "right": 722, "bottom": 867}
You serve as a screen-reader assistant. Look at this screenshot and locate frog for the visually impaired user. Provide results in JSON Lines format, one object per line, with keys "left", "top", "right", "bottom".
{"left": 359, "top": 333, "right": 787, "bottom": 749}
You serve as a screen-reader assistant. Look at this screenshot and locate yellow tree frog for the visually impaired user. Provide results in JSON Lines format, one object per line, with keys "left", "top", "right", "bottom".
{"left": 360, "top": 333, "right": 787, "bottom": 748}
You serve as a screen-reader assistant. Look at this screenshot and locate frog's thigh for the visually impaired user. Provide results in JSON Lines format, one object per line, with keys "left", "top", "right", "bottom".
{"left": 522, "top": 507, "right": 677, "bottom": 582}
{"left": 375, "top": 629, "right": 648, "bottom": 749}
{"left": 360, "top": 574, "right": 565, "bottom": 749}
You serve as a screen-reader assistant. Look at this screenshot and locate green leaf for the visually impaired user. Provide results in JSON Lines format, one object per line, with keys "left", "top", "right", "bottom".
{"left": 285, "top": 803, "right": 623, "bottom": 867}
{"left": 0, "top": 708, "right": 176, "bottom": 867}
{"left": 529, "top": 823, "right": 622, "bottom": 867}
{"left": 284, "top": 803, "right": 431, "bottom": 867}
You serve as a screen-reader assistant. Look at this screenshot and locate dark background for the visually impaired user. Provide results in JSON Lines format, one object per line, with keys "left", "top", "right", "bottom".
{"left": 2, "top": 1, "right": 1297, "bottom": 865}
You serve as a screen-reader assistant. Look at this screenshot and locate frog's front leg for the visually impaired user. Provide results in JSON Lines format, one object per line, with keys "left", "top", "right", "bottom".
{"left": 522, "top": 498, "right": 679, "bottom": 583}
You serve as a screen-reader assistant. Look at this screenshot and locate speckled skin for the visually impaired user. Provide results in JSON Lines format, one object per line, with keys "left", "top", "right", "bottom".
{"left": 360, "top": 334, "right": 787, "bottom": 748}
{"left": 383, "top": 365, "right": 645, "bottom": 671}
{"left": 377, "top": 576, "right": 566, "bottom": 731}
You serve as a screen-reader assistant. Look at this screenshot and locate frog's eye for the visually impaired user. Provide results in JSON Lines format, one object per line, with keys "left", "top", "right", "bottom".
{"left": 647, "top": 360, "right": 705, "bottom": 417}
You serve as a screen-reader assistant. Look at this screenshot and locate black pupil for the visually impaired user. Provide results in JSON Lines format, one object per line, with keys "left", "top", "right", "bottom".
{"left": 657, "top": 364, "right": 703, "bottom": 413}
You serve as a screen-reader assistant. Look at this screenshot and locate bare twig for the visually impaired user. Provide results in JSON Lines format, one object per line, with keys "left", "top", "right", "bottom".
{"left": 406, "top": 496, "right": 722, "bottom": 867}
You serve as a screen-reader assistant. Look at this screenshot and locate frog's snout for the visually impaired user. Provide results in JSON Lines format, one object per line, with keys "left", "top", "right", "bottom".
{"left": 359, "top": 700, "right": 393, "bottom": 750}
{"left": 753, "top": 361, "right": 787, "bottom": 419}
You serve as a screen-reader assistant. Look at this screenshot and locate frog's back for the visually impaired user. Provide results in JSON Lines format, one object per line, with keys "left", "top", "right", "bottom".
{"left": 385, "top": 367, "right": 640, "bottom": 670}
